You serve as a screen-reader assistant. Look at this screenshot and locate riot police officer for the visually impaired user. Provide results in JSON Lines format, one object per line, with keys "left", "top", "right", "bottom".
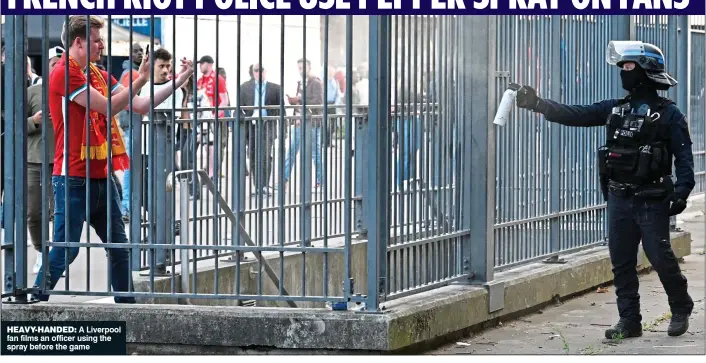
{"left": 515, "top": 41, "right": 695, "bottom": 338}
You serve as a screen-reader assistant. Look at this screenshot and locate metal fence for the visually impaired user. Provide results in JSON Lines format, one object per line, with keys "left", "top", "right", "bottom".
{"left": 691, "top": 24, "right": 705, "bottom": 195}
{"left": 1, "top": 15, "right": 704, "bottom": 311}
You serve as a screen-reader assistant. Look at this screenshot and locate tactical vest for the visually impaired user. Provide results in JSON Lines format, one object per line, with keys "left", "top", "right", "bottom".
{"left": 597, "top": 96, "right": 674, "bottom": 186}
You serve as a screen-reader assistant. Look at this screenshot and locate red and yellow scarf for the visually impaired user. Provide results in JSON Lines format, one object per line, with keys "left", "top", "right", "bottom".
{"left": 68, "top": 56, "right": 130, "bottom": 171}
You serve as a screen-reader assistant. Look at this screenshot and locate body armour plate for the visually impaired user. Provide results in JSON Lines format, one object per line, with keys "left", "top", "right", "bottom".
{"left": 597, "top": 97, "right": 673, "bottom": 185}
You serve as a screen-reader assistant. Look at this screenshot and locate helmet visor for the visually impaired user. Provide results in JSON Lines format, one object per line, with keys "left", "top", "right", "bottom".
{"left": 606, "top": 41, "right": 645, "bottom": 65}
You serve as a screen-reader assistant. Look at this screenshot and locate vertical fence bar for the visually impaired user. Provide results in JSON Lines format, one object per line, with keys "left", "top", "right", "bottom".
{"left": 668, "top": 16, "right": 679, "bottom": 102}
{"left": 365, "top": 15, "right": 390, "bottom": 311}
{"left": 214, "top": 15, "right": 222, "bottom": 291}
{"left": 343, "top": 15, "right": 354, "bottom": 305}
{"left": 170, "top": 14, "right": 178, "bottom": 292}
{"left": 548, "top": 16, "right": 562, "bottom": 260}
{"left": 677, "top": 16, "right": 690, "bottom": 120}
{"left": 459, "top": 15, "right": 473, "bottom": 282}
{"left": 40, "top": 15, "right": 50, "bottom": 293}
{"left": 106, "top": 15, "right": 114, "bottom": 294}
{"left": 2, "top": 16, "right": 18, "bottom": 299}
{"left": 278, "top": 15, "right": 286, "bottom": 296}
{"left": 322, "top": 15, "right": 331, "bottom": 300}
{"left": 691, "top": 23, "right": 706, "bottom": 195}
{"left": 468, "top": 16, "right": 494, "bottom": 284}
{"left": 61, "top": 14, "right": 70, "bottom": 292}
{"left": 300, "top": 15, "right": 310, "bottom": 296}
{"left": 14, "top": 16, "right": 29, "bottom": 298}
{"left": 128, "top": 15, "right": 142, "bottom": 272}
{"left": 147, "top": 16, "right": 157, "bottom": 287}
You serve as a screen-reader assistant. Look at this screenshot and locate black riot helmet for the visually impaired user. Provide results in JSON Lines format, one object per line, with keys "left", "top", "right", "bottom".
{"left": 606, "top": 41, "right": 677, "bottom": 90}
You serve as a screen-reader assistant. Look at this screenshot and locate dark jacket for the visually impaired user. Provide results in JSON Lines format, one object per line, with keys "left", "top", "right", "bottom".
{"left": 26, "top": 83, "right": 55, "bottom": 164}
{"left": 240, "top": 79, "right": 282, "bottom": 140}
{"left": 294, "top": 76, "right": 324, "bottom": 125}
{"left": 239, "top": 79, "right": 282, "bottom": 118}
{"left": 537, "top": 94, "right": 695, "bottom": 200}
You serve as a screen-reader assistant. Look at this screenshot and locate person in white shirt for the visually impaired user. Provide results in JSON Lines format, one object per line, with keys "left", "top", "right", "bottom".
{"left": 27, "top": 57, "right": 42, "bottom": 86}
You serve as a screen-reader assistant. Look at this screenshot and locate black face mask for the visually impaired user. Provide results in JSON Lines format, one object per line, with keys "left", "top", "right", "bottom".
{"left": 620, "top": 68, "right": 649, "bottom": 92}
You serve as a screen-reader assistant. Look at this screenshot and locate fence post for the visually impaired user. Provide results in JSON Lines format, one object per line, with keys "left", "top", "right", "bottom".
{"left": 364, "top": 15, "right": 390, "bottom": 312}
{"left": 668, "top": 16, "right": 681, "bottom": 231}
{"left": 2, "top": 16, "right": 29, "bottom": 302}
{"left": 677, "top": 16, "right": 691, "bottom": 125}
{"left": 546, "top": 15, "right": 564, "bottom": 263}
{"left": 466, "top": 15, "right": 495, "bottom": 285}
{"left": 2, "top": 16, "right": 18, "bottom": 300}
{"left": 667, "top": 16, "right": 679, "bottom": 103}
{"left": 151, "top": 121, "right": 170, "bottom": 274}
{"left": 13, "top": 15, "right": 29, "bottom": 300}
{"left": 354, "top": 116, "right": 368, "bottom": 238}
{"left": 129, "top": 116, "right": 143, "bottom": 272}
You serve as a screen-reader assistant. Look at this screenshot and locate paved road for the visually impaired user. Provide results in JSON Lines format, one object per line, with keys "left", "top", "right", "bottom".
{"left": 430, "top": 209, "right": 706, "bottom": 355}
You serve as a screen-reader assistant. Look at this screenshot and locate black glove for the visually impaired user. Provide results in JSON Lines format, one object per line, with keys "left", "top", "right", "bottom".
{"left": 515, "top": 85, "right": 543, "bottom": 112}
{"left": 664, "top": 194, "right": 687, "bottom": 216}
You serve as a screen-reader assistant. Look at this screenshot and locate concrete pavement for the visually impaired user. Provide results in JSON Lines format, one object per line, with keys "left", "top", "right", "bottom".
{"left": 430, "top": 210, "right": 705, "bottom": 355}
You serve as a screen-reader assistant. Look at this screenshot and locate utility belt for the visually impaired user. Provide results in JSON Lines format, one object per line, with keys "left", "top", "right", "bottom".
{"left": 606, "top": 177, "right": 674, "bottom": 199}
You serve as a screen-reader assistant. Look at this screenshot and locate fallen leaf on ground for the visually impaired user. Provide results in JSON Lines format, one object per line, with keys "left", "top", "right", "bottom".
{"left": 596, "top": 287, "right": 609, "bottom": 293}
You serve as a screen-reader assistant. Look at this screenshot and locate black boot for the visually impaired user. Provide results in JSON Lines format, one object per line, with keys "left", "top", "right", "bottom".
{"left": 667, "top": 313, "right": 690, "bottom": 337}
{"left": 605, "top": 319, "right": 643, "bottom": 339}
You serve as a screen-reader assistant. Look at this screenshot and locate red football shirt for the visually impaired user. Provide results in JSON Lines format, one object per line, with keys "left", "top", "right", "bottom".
{"left": 50, "top": 56, "right": 120, "bottom": 178}
{"left": 196, "top": 70, "right": 227, "bottom": 117}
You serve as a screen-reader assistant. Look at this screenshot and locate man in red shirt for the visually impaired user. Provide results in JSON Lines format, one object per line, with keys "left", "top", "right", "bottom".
{"left": 32, "top": 16, "right": 194, "bottom": 303}
{"left": 196, "top": 55, "right": 229, "bottom": 177}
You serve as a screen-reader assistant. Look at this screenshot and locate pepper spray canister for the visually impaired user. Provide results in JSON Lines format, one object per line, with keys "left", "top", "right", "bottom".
{"left": 493, "top": 83, "right": 522, "bottom": 127}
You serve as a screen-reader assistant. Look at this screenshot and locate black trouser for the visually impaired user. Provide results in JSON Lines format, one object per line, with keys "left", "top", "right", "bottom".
{"left": 247, "top": 122, "right": 276, "bottom": 190}
{"left": 325, "top": 103, "right": 337, "bottom": 147}
{"left": 607, "top": 191, "right": 693, "bottom": 323}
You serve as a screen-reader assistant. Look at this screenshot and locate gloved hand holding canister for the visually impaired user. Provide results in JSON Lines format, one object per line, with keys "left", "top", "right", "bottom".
{"left": 515, "top": 85, "right": 546, "bottom": 113}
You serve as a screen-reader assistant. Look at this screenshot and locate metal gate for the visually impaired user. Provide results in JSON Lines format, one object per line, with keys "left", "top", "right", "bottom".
{"left": 1, "top": 14, "right": 699, "bottom": 311}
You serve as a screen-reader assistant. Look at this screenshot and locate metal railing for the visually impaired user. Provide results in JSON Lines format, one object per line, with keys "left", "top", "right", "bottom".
{"left": 1, "top": 15, "right": 704, "bottom": 311}
{"left": 690, "top": 25, "right": 706, "bottom": 195}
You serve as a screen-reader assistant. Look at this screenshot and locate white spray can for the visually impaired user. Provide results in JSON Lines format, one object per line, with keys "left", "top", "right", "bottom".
{"left": 493, "top": 83, "right": 522, "bottom": 127}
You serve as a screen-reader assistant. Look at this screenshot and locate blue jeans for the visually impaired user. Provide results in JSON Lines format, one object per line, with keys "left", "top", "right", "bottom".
{"left": 179, "top": 127, "right": 201, "bottom": 198}
{"left": 283, "top": 125, "right": 323, "bottom": 185}
{"left": 395, "top": 118, "right": 422, "bottom": 187}
{"left": 33, "top": 176, "right": 135, "bottom": 303}
{"left": 121, "top": 129, "right": 131, "bottom": 216}
{"left": 607, "top": 191, "right": 692, "bottom": 323}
